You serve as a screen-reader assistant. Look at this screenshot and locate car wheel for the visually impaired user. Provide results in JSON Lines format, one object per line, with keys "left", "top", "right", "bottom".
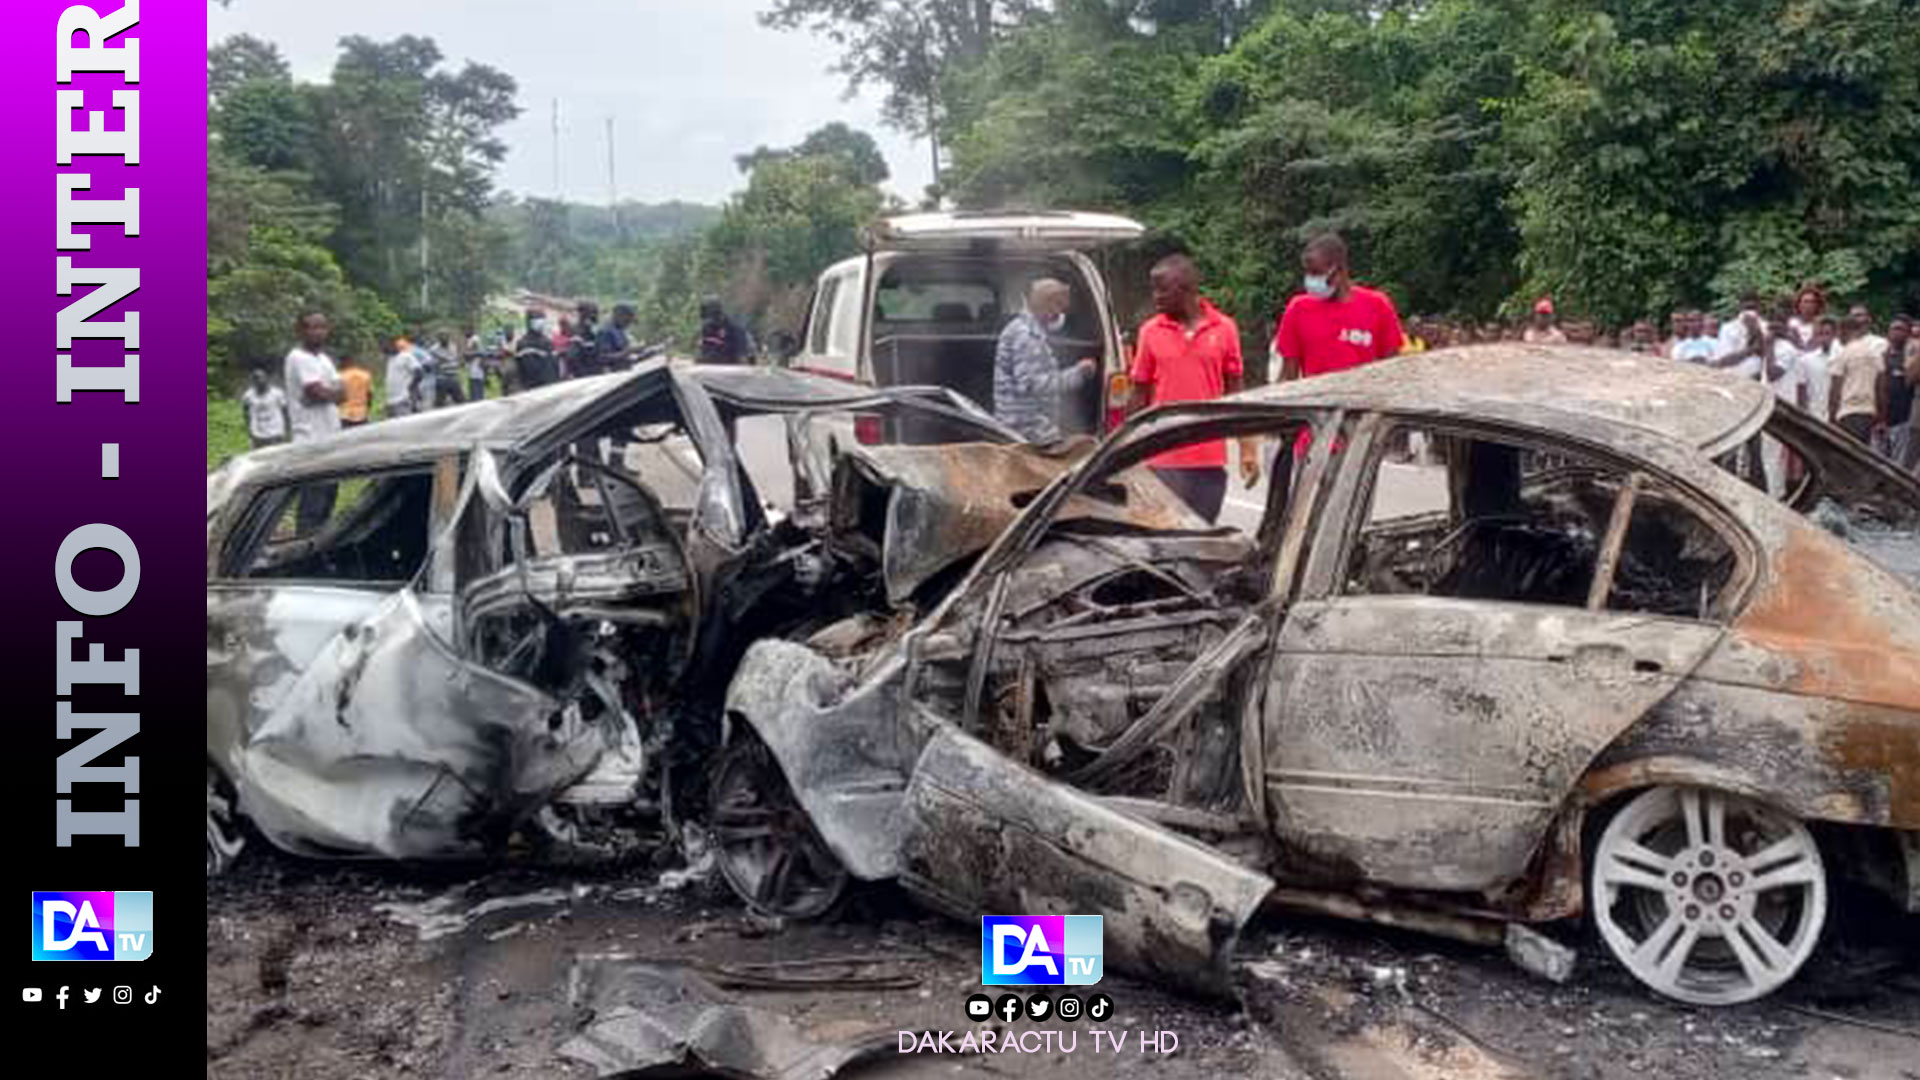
{"left": 207, "top": 765, "right": 245, "bottom": 878}
{"left": 709, "top": 734, "right": 848, "bottom": 920}
{"left": 1591, "top": 785, "right": 1827, "bottom": 1005}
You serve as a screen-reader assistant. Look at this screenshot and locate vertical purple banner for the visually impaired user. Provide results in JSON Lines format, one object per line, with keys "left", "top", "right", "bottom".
{"left": 0, "top": 0, "right": 205, "bottom": 1057}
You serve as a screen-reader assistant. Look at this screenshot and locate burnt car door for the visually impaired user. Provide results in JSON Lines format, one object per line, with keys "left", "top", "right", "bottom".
{"left": 890, "top": 405, "right": 1335, "bottom": 993}
{"left": 207, "top": 456, "right": 566, "bottom": 859}
{"left": 1264, "top": 413, "right": 1760, "bottom": 895}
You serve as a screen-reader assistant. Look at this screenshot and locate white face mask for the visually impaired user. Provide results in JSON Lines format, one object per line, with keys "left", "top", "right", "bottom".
{"left": 1303, "top": 274, "right": 1334, "bottom": 299}
{"left": 530, "top": 317, "right": 549, "bottom": 334}
{"left": 1045, "top": 312, "right": 1067, "bottom": 333}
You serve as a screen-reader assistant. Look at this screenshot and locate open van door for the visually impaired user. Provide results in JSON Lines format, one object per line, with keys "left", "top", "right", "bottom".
{"left": 861, "top": 211, "right": 1146, "bottom": 443}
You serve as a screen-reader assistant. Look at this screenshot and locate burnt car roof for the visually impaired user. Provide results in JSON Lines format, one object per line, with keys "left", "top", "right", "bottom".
{"left": 1242, "top": 345, "right": 1773, "bottom": 455}
{"left": 210, "top": 362, "right": 1016, "bottom": 492}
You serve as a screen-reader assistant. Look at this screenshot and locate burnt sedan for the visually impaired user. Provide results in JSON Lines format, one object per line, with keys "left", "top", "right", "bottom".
{"left": 717, "top": 345, "right": 1920, "bottom": 1006}
{"left": 205, "top": 362, "right": 1027, "bottom": 876}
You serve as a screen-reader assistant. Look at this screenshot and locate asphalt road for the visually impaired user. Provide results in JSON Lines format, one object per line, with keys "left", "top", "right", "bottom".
{"left": 208, "top": 856, "right": 1920, "bottom": 1080}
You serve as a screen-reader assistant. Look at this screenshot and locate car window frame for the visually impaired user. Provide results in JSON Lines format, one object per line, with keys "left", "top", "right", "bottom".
{"left": 1315, "top": 412, "right": 1761, "bottom": 625}
{"left": 213, "top": 457, "right": 461, "bottom": 591}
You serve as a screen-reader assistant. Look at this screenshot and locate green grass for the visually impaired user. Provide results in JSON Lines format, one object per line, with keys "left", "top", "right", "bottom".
{"left": 209, "top": 397, "right": 250, "bottom": 471}
{"left": 208, "top": 369, "right": 502, "bottom": 474}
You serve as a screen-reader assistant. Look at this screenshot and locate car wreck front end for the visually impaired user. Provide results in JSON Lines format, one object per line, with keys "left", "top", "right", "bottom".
{"left": 205, "top": 364, "right": 1026, "bottom": 870}
{"left": 720, "top": 414, "right": 1292, "bottom": 997}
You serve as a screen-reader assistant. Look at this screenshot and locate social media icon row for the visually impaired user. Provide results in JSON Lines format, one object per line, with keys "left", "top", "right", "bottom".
{"left": 965, "top": 991, "right": 1112, "bottom": 1024}
{"left": 21, "top": 986, "right": 156, "bottom": 1008}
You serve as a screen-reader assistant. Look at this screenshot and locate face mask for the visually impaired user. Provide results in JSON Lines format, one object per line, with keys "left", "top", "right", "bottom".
{"left": 531, "top": 318, "right": 549, "bottom": 334}
{"left": 1045, "top": 312, "right": 1067, "bottom": 333}
{"left": 1304, "top": 274, "right": 1334, "bottom": 299}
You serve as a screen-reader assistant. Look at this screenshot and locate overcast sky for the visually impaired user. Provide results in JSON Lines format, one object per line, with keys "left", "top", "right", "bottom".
{"left": 208, "top": 0, "right": 934, "bottom": 206}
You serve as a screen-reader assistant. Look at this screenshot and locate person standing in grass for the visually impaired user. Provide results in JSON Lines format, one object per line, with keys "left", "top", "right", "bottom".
{"left": 241, "top": 364, "right": 289, "bottom": 451}
{"left": 284, "top": 311, "right": 344, "bottom": 530}
{"left": 385, "top": 336, "right": 422, "bottom": 418}
{"left": 338, "top": 355, "right": 372, "bottom": 429}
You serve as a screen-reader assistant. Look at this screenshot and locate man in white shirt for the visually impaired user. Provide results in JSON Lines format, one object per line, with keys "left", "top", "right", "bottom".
{"left": 284, "top": 311, "right": 344, "bottom": 531}
{"left": 1759, "top": 310, "right": 1805, "bottom": 498}
{"left": 1798, "top": 315, "right": 1838, "bottom": 423}
{"left": 385, "top": 337, "right": 422, "bottom": 418}
{"left": 284, "top": 312, "right": 343, "bottom": 443}
{"left": 240, "top": 365, "right": 289, "bottom": 450}
{"left": 1711, "top": 293, "right": 1767, "bottom": 377}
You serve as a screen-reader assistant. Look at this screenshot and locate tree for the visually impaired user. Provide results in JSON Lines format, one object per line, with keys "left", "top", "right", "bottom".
{"left": 207, "top": 144, "right": 398, "bottom": 390}
{"left": 205, "top": 31, "right": 522, "bottom": 390}
{"left": 209, "top": 34, "right": 289, "bottom": 100}
{"left": 301, "top": 35, "right": 519, "bottom": 318}
{"left": 928, "top": 0, "right": 1920, "bottom": 331}
{"left": 760, "top": 0, "right": 1042, "bottom": 136}
{"left": 736, "top": 122, "right": 892, "bottom": 186}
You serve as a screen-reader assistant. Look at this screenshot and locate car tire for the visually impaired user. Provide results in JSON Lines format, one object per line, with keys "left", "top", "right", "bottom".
{"left": 207, "top": 764, "right": 245, "bottom": 878}
{"left": 1589, "top": 785, "right": 1827, "bottom": 1005}
{"left": 708, "top": 732, "right": 848, "bottom": 920}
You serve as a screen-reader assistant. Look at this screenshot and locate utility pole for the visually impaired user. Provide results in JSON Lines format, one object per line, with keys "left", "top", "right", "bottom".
{"left": 419, "top": 183, "right": 430, "bottom": 312}
{"left": 926, "top": 88, "right": 942, "bottom": 198}
{"left": 551, "top": 98, "right": 562, "bottom": 198}
{"left": 606, "top": 115, "right": 619, "bottom": 238}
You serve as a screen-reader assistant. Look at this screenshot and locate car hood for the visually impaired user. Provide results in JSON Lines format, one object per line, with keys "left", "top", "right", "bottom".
{"left": 831, "top": 441, "right": 1210, "bottom": 604}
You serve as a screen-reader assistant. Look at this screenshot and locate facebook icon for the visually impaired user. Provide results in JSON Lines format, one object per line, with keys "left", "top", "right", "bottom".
{"left": 981, "top": 916, "right": 1103, "bottom": 986}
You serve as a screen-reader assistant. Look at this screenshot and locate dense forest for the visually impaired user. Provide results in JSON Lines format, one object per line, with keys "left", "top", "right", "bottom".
{"left": 775, "top": 0, "right": 1920, "bottom": 335}
{"left": 209, "top": 0, "right": 1920, "bottom": 388}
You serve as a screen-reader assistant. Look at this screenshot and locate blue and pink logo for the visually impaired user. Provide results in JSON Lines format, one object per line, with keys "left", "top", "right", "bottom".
{"left": 31, "top": 891, "right": 152, "bottom": 961}
{"left": 981, "top": 915, "right": 1103, "bottom": 985}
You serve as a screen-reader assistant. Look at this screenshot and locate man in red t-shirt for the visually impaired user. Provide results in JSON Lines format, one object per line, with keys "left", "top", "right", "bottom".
{"left": 1275, "top": 233, "right": 1405, "bottom": 381}
{"left": 1273, "top": 233, "right": 1405, "bottom": 461}
{"left": 1128, "top": 254, "right": 1259, "bottom": 523}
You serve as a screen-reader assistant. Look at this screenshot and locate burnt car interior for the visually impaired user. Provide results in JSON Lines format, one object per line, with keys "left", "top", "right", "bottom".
{"left": 223, "top": 468, "right": 436, "bottom": 583}
{"left": 869, "top": 255, "right": 1106, "bottom": 442}
{"left": 910, "top": 418, "right": 1312, "bottom": 820}
{"left": 1344, "top": 425, "right": 1740, "bottom": 620}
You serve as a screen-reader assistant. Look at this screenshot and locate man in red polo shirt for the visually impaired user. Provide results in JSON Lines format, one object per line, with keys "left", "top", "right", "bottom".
{"left": 1129, "top": 254, "right": 1259, "bottom": 523}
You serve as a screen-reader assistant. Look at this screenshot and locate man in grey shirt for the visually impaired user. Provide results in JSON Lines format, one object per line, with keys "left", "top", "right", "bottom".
{"left": 993, "top": 278, "right": 1096, "bottom": 443}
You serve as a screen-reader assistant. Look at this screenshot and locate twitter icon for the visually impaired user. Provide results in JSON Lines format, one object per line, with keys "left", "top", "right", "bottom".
{"left": 82, "top": 988, "right": 102, "bottom": 1004}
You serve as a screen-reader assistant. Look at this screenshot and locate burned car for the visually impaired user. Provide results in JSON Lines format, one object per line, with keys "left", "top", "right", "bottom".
{"left": 205, "top": 362, "right": 1030, "bottom": 876}
{"left": 716, "top": 345, "right": 1920, "bottom": 1006}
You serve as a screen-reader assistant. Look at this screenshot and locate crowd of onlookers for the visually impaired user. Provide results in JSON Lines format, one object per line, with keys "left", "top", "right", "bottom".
{"left": 1398, "top": 286, "right": 1920, "bottom": 479}
{"left": 237, "top": 296, "right": 762, "bottom": 462}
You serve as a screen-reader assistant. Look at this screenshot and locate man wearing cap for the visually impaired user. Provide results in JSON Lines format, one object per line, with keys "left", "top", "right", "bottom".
{"left": 698, "top": 297, "right": 755, "bottom": 364}
{"left": 1522, "top": 299, "right": 1568, "bottom": 344}
{"left": 568, "top": 300, "right": 603, "bottom": 378}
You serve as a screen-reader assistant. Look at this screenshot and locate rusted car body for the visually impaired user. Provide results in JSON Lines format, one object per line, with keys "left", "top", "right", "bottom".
{"left": 718, "top": 346, "right": 1920, "bottom": 1004}
{"left": 205, "top": 363, "right": 1031, "bottom": 870}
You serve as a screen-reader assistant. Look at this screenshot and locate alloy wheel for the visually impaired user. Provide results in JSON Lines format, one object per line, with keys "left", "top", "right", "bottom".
{"left": 1591, "top": 786, "right": 1826, "bottom": 1005}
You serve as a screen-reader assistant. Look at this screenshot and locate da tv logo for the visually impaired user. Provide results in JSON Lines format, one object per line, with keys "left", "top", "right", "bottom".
{"left": 31, "top": 892, "right": 153, "bottom": 961}
{"left": 981, "top": 916, "right": 1103, "bottom": 985}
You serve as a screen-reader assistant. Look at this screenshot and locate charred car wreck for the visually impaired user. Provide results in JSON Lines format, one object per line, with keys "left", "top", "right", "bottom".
{"left": 717, "top": 346, "right": 1920, "bottom": 1006}
{"left": 206, "top": 363, "right": 1033, "bottom": 874}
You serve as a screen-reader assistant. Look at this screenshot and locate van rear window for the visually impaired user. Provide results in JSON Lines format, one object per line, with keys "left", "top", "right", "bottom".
{"left": 876, "top": 281, "right": 998, "bottom": 323}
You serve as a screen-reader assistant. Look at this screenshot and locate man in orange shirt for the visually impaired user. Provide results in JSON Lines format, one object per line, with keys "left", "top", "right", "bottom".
{"left": 338, "top": 355, "right": 373, "bottom": 428}
{"left": 1127, "top": 254, "right": 1259, "bottom": 523}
